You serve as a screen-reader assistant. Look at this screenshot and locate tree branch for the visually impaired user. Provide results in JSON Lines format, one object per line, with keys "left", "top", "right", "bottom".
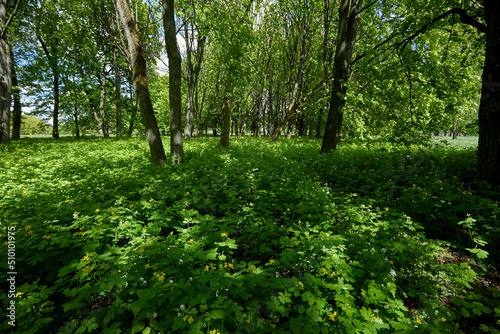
{"left": 0, "top": 0, "right": 22, "bottom": 40}
{"left": 399, "top": 7, "right": 486, "bottom": 52}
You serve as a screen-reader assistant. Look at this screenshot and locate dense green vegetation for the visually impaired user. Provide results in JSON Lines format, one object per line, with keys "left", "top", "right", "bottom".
{"left": 1, "top": 136, "right": 499, "bottom": 333}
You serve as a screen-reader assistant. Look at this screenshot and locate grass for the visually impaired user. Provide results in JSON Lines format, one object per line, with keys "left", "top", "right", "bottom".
{"left": 1, "top": 136, "right": 499, "bottom": 333}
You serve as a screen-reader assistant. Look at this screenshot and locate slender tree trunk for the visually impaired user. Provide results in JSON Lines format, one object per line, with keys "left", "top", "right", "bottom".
{"left": 220, "top": 96, "right": 230, "bottom": 147}
{"left": 37, "top": 36, "right": 59, "bottom": 139}
{"left": 162, "top": 0, "right": 184, "bottom": 164}
{"left": 477, "top": 0, "right": 500, "bottom": 186}
{"left": 127, "top": 102, "right": 138, "bottom": 137}
{"left": 321, "top": 0, "right": 364, "bottom": 153}
{"left": 316, "top": 107, "right": 324, "bottom": 138}
{"left": 183, "top": 15, "right": 206, "bottom": 140}
{"left": 98, "top": 68, "right": 109, "bottom": 138}
{"left": 113, "top": 48, "right": 122, "bottom": 135}
{"left": 452, "top": 119, "right": 458, "bottom": 140}
{"left": 73, "top": 106, "right": 80, "bottom": 138}
{"left": 11, "top": 51, "right": 21, "bottom": 140}
{"left": 117, "top": 0, "right": 167, "bottom": 166}
{"left": 52, "top": 63, "right": 59, "bottom": 139}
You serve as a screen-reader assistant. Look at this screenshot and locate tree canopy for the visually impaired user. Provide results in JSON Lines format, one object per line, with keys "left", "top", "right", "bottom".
{"left": 1, "top": 0, "right": 497, "bottom": 182}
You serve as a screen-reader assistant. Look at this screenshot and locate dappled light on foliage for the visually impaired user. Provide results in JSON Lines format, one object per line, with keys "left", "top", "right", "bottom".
{"left": 0, "top": 137, "right": 499, "bottom": 333}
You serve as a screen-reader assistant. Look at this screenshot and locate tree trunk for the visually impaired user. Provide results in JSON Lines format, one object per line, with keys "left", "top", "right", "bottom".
{"left": 316, "top": 107, "right": 324, "bottom": 138}
{"left": 116, "top": 0, "right": 167, "bottom": 166}
{"left": 113, "top": 48, "right": 122, "bottom": 135}
{"left": 11, "top": 51, "right": 21, "bottom": 140}
{"left": 0, "top": 35, "right": 10, "bottom": 144}
{"left": 52, "top": 63, "right": 59, "bottom": 139}
{"left": 452, "top": 119, "right": 458, "bottom": 140}
{"left": 127, "top": 102, "right": 138, "bottom": 137}
{"left": 321, "top": 0, "right": 364, "bottom": 153}
{"left": 183, "top": 15, "right": 206, "bottom": 140}
{"left": 162, "top": 0, "right": 184, "bottom": 164}
{"left": 220, "top": 96, "right": 230, "bottom": 148}
{"left": 477, "top": 0, "right": 500, "bottom": 186}
{"left": 73, "top": 105, "right": 80, "bottom": 138}
{"left": 37, "top": 35, "right": 59, "bottom": 139}
{"left": 98, "top": 68, "right": 109, "bottom": 138}
{"left": 0, "top": 0, "right": 11, "bottom": 144}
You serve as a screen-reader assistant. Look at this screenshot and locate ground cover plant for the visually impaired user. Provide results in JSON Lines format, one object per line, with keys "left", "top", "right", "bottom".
{"left": 1, "top": 136, "right": 499, "bottom": 334}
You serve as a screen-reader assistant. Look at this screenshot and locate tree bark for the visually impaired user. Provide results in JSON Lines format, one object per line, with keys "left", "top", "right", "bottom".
{"left": 11, "top": 52, "right": 21, "bottom": 140}
{"left": 162, "top": 0, "right": 184, "bottom": 164}
{"left": 321, "top": 0, "right": 364, "bottom": 153}
{"left": 0, "top": 0, "right": 16, "bottom": 144}
{"left": 116, "top": 0, "right": 167, "bottom": 166}
{"left": 0, "top": 35, "right": 10, "bottom": 144}
{"left": 477, "top": 0, "right": 500, "bottom": 186}
{"left": 220, "top": 95, "right": 230, "bottom": 148}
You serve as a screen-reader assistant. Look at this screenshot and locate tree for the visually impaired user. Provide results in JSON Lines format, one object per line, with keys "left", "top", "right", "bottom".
{"left": 477, "top": 0, "right": 500, "bottom": 186}
{"left": 11, "top": 49, "right": 21, "bottom": 139}
{"left": 116, "top": 0, "right": 167, "bottom": 166}
{"left": 162, "top": 0, "right": 184, "bottom": 164}
{"left": 179, "top": 1, "right": 206, "bottom": 139}
{"left": 0, "top": 0, "right": 17, "bottom": 144}
{"left": 220, "top": 95, "right": 230, "bottom": 147}
{"left": 321, "top": 0, "right": 364, "bottom": 153}
{"left": 390, "top": 1, "right": 498, "bottom": 184}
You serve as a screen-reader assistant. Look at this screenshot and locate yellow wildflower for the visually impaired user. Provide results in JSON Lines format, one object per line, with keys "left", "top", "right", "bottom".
{"left": 16, "top": 292, "right": 23, "bottom": 297}
{"left": 298, "top": 281, "right": 304, "bottom": 288}
{"left": 157, "top": 272, "right": 165, "bottom": 282}
{"left": 329, "top": 311, "right": 337, "bottom": 321}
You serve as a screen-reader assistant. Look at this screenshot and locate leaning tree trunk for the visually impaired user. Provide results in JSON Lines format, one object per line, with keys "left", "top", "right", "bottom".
{"left": 162, "top": 0, "right": 184, "bottom": 164}
{"left": 477, "top": 0, "right": 500, "bottom": 186}
{"left": 116, "top": 0, "right": 167, "bottom": 166}
{"left": 220, "top": 96, "right": 230, "bottom": 148}
{"left": 321, "top": 0, "right": 364, "bottom": 153}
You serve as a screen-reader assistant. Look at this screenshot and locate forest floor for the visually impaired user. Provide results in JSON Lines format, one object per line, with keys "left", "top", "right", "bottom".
{"left": 1, "top": 136, "right": 499, "bottom": 333}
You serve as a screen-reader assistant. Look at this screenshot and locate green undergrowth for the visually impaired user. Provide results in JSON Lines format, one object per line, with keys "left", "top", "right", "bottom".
{"left": 1, "top": 136, "right": 499, "bottom": 333}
